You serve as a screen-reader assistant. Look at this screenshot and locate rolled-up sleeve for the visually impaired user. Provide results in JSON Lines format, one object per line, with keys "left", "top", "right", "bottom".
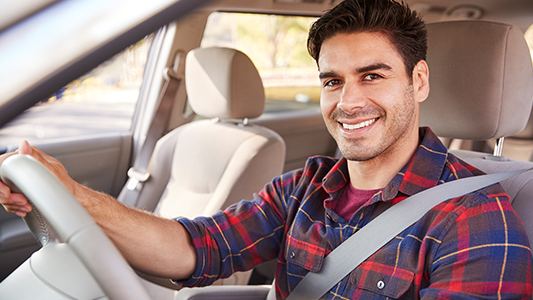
{"left": 175, "top": 189, "right": 286, "bottom": 287}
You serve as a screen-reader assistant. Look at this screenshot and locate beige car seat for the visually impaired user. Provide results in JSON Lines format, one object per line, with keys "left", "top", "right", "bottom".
{"left": 485, "top": 116, "right": 533, "bottom": 161}
{"left": 420, "top": 20, "right": 533, "bottom": 242}
{"left": 118, "top": 47, "right": 286, "bottom": 293}
{"left": 121, "top": 46, "right": 285, "bottom": 217}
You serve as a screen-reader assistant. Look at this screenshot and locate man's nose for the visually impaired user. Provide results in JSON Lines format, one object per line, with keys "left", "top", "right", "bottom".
{"left": 337, "top": 83, "right": 366, "bottom": 113}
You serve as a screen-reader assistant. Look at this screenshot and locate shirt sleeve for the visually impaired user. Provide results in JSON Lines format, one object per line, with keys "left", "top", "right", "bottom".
{"left": 174, "top": 184, "right": 287, "bottom": 287}
{"left": 420, "top": 192, "right": 532, "bottom": 299}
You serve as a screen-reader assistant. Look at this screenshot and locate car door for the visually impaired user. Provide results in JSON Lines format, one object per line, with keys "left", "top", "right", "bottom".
{"left": 0, "top": 36, "right": 157, "bottom": 282}
{"left": 0, "top": 0, "right": 213, "bottom": 285}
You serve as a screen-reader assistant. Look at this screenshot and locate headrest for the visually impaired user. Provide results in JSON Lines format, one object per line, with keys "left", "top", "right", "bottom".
{"left": 185, "top": 47, "right": 265, "bottom": 119}
{"left": 419, "top": 21, "right": 533, "bottom": 140}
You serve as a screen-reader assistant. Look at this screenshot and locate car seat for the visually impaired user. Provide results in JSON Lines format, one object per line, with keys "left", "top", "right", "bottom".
{"left": 484, "top": 116, "right": 533, "bottom": 161}
{"left": 420, "top": 20, "right": 533, "bottom": 243}
{"left": 117, "top": 47, "right": 286, "bottom": 297}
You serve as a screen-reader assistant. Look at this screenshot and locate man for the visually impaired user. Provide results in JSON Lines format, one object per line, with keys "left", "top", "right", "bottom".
{"left": 1, "top": 0, "right": 531, "bottom": 298}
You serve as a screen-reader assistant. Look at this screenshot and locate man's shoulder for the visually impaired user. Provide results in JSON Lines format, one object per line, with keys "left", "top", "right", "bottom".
{"left": 444, "top": 152, "right": 486, "bottom": 179}
{"left": 304, "top": 155, "right": 339, "bottom": 169}
{"left": 279, "top": 155, "right": 343, "bottom": 190}
{"left": 443, "top": 152, "right": 510, "bottom": 204}
{"left": 284, "top": 155, "right": 339, "bottom": 177}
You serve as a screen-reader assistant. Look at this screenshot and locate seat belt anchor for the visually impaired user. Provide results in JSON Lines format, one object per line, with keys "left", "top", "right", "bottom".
{"left": 126, "top": 168, "right": 151, "bottom": 191}
{"left": 163, "top": 67, "right": 182, "bottom": 81}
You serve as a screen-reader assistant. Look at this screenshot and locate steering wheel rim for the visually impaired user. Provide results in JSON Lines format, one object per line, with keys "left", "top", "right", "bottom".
{"left": 0, "top": 154, "right": 151, "bottom": 300}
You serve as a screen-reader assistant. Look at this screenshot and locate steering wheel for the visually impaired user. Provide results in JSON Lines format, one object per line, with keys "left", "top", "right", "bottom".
{"left": 0, "top": 154, "right": 152, "bottom": 300}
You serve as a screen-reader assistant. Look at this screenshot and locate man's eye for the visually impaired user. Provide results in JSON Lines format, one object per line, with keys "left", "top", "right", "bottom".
{"left": 324, "top": 79, "right": 341, "bottom": 87}
{"left": 363, "top": 74, "right": 382, "bottom": 81}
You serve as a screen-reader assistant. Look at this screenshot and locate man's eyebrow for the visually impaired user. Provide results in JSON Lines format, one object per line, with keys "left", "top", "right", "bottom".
{"left": 319, "top": 71, "right": 338, "bottom": 80}
{"left": 356, "top": 63, "right": 392, "bottom": 73}
{"left": 319, "top": 63, "right": 393, "bottom": 79}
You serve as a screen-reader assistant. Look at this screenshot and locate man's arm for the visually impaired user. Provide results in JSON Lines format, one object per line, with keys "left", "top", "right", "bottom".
{"left": 0, "top": 141, "right": 196, "bottom": 280}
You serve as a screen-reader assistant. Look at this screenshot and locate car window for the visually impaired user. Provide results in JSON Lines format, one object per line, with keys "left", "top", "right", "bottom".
{"left": 201, "top": 12, "right": 320, "bottom": 113}
{"left": 0, "top": 35, "right": 153, "bottom": 150}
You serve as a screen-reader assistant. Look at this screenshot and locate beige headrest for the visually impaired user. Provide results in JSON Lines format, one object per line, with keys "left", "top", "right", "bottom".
{"left": 185, "top": 47, "right": 265, "bottom": 119}
{"left": 420, "top": 21, "right": 533, "bottom": 140}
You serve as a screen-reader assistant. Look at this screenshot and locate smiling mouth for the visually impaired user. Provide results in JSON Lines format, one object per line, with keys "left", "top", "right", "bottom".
{"left": 341, "top": 118, "right": 378, "bottom": 130}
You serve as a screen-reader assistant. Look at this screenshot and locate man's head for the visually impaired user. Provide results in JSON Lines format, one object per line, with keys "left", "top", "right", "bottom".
{"left": 312, "top": 0, "right": 430, "bottom": 170}
{"left": 308, "top": 0, "right": 426, "bottom": 79}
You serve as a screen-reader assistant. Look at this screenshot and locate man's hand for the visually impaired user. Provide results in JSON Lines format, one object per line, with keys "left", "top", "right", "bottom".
{"left": 0, "top": 140, "right": 79, "bottom": 217}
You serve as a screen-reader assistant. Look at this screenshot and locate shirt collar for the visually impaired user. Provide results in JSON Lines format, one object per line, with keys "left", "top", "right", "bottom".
{"left": 322, "top": 127, "right": 449, "bottom": 202}
{"left": 382, "top": 127, "right": 448, "bottom": 201}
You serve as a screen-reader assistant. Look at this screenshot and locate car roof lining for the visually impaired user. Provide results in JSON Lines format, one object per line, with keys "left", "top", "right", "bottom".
{"left": 0, "top": 0, "right": 59, "bottom": 34}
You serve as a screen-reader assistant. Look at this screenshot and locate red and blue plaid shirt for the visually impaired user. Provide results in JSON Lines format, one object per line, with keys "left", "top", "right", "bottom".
{"left": 177, "top": 127, "right": 532, "bottom": 299}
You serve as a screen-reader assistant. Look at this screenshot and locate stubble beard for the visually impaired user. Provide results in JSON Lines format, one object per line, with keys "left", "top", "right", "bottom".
{"left": 329, "top": 88, "right": 417, "bottom": 162}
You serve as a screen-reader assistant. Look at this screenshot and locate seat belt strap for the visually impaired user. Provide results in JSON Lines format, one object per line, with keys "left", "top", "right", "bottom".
{"left": 120, "top": 69, "right": 180, "bottom": 207}
{"left": 284, "top": 167, "right": 532, "bottom": 300}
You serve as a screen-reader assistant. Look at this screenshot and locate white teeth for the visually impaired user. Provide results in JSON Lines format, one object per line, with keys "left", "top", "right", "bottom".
{"left": 342, "top": 118, "right": 377, "bottom": 130}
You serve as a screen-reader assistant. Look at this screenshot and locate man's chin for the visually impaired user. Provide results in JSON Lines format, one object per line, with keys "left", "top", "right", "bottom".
{"left": 339, "top": 148, "right": 379, "bottom": 162}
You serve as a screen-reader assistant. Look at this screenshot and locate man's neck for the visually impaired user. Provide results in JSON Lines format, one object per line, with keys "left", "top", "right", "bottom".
{"left": 347, "top": 129, "right": 420, "bottom": 190}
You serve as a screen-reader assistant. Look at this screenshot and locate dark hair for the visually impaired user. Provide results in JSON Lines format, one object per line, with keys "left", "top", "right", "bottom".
{"left": 307, "top": 0, "right": 427, "bottom": 77}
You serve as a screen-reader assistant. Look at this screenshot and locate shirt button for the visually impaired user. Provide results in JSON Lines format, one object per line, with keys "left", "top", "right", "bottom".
{"left": 326, "top": 213, "right": 333, "bottom": 221}
{"left": 377, "top": 280, "right": 385, "bottom": 290}
{"left": 290, "top": 252, "right": 296, "bottom": 259}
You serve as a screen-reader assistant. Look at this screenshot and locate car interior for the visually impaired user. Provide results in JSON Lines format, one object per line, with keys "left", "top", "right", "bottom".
{"left": 1, "top": 0, "right": 533, "bottom": 299}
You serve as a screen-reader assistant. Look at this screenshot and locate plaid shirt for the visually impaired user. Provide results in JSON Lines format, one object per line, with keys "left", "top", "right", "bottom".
{"left": 177, "top": 127, "right": 532, "bottom": 299}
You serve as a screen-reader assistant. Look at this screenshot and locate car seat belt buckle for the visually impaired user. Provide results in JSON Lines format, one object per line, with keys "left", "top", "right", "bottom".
{"left": 126, "top": 168, "right": 150, "bottom": 191}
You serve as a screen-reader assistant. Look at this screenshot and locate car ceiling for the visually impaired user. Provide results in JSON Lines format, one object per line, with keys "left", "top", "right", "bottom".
{"left": 0, "top": 0, "right": 59, "bottom": 33}
{"left": 204, "top": 0, "right": 533, "bottom": 30}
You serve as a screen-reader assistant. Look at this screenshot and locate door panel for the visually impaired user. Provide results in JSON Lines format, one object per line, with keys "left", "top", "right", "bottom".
{"left": 28, "top": 133, "right": 133, "bottom": 197}
{"left": 0, "top": 132, "right": 133, "bottom": 282}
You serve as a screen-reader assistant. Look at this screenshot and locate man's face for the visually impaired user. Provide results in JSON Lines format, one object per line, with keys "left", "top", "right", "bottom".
{"left": 318, "top": 31, "right": 425, "bottom": 162}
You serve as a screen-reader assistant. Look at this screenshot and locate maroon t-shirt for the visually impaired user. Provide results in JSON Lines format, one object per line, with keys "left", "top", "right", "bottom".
{"left": 336, "top": 184, "right": 381, "bottom": 222}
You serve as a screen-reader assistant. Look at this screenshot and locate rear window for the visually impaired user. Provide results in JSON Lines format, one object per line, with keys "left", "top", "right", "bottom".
{"left": 201, "top": 12, "right": 320, "bottom": 113}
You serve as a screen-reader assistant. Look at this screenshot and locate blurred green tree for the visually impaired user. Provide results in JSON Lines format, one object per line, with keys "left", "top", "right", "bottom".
{"left": 236, "top": 14, "right": 315, "bottom": 69}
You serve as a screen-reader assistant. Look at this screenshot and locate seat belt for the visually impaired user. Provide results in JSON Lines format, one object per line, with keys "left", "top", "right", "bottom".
{"left": 278, "top": 167, "right": 532, "bottom": 300}
{"left": 120, "top": 68, "right": 180, "bottom": 207}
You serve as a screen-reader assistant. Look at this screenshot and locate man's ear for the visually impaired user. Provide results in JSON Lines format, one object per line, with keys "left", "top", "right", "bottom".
{"left": 413, "top": 60, "right": 430, "bottom": 104}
